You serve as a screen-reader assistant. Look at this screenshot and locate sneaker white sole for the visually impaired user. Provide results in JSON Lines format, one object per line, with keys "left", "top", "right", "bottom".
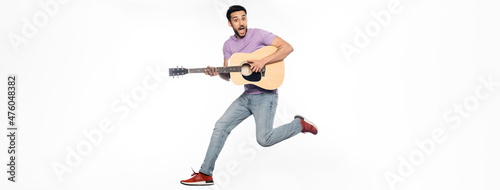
{"left": 180, "top": 181, "right": 214, "bottom": 186}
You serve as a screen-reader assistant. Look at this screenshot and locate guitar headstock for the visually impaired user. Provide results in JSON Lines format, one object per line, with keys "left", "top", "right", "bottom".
{"left": 169, "top": 66, "right": 188, "bottom": 77}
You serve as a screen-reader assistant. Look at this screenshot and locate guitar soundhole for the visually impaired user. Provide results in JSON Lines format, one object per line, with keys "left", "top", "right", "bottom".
{"left": 240, "top": 62, "right": 262, "bottom": 82}
{"left": 241, "top": 63, "right": 252, "bottom": 76}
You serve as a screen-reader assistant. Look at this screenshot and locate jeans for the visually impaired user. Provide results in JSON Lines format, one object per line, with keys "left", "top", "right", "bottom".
{"left": 199, "top": 92, "right": 302, "bottom": 176}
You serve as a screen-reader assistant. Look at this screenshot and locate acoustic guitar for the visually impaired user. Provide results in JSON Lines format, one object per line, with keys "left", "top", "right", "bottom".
{"left": 169, "top": 46, "right": 284, "bottom": 90}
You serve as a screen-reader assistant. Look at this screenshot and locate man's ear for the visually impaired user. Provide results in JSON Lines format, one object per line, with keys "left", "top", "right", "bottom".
{"left": 228, "top": 20, "right": 232, "bottom": 27}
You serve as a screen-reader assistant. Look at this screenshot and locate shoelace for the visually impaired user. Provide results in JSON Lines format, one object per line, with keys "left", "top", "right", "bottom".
{"left": 190, "top": 168, "right": 199, "bottom": 177}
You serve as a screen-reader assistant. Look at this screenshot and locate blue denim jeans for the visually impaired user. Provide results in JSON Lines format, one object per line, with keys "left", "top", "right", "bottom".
{"left": 199, "top": 92, "right": 302, "bottom": 176}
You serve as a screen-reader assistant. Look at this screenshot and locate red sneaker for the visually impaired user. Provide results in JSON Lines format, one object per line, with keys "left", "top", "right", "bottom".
{"left": 295, "top": 115, "right": 318, "bottom": 135}
{"left": 180, "top": 169, "right": 214, "bottom": 186}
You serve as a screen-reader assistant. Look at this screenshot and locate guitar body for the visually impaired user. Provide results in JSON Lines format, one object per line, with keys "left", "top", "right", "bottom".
{"left": 229, "top": 46, "right": 284, "bottom": 90}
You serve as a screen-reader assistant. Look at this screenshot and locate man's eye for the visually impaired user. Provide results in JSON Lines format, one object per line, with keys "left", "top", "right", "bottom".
{"left": 234, "top": 19, "right": 237, "bottom": 22}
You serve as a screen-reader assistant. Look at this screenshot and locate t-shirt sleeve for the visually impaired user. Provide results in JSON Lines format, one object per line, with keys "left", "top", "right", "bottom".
{"left": 259, "top": 29, "right": 277, "bottom": 46}
{"left": 223, "top": 41, "right": 232, "bottom": 60}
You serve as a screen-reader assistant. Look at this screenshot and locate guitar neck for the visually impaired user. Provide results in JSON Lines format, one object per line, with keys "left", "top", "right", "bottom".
{"left": 187, "top": 66, "right": 241, "bottom": 74}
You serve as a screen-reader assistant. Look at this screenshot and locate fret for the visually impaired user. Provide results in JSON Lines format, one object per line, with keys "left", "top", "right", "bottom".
{"left": 189, "top": 66, "right": 241, "bottom": 74}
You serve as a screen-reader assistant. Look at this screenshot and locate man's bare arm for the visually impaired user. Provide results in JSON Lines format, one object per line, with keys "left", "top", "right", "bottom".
{"left": 219, "top": 59, "right": 230, "bottom": 81}
{"left": 249, "top": 36, "right": 293, "bottom": 72}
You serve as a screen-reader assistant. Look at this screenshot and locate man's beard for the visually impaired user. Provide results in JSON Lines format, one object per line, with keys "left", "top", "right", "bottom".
{"left": 233, "top": 26, "right": 247, "bottom": 38}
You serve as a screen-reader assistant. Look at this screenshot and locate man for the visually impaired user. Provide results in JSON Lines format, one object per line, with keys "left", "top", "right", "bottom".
{"left": 180, "top": 5, "right": 318, "bottom": 186}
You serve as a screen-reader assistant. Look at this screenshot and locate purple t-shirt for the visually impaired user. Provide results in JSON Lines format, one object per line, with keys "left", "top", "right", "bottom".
{"left": 223, "top": 28, "right": 277, "bottom": 94}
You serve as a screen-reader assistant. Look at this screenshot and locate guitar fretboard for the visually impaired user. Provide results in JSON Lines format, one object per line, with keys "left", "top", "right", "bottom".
{"left": 188, "top": 66, "right": 241, "bottom": 74}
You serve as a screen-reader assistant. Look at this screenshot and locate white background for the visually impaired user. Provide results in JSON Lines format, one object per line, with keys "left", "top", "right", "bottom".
{"left": 1, "top": 0, "right": 500, "bottom": 189}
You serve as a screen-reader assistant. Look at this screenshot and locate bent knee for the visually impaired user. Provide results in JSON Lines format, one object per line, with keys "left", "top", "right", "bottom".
{"left": 257, "top": 138, "right": 273, "bottom": 147}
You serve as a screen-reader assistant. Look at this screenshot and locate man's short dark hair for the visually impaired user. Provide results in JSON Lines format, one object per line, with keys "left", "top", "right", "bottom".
{"left": 226, "top": 5, "right": 246, "bottom": 21}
